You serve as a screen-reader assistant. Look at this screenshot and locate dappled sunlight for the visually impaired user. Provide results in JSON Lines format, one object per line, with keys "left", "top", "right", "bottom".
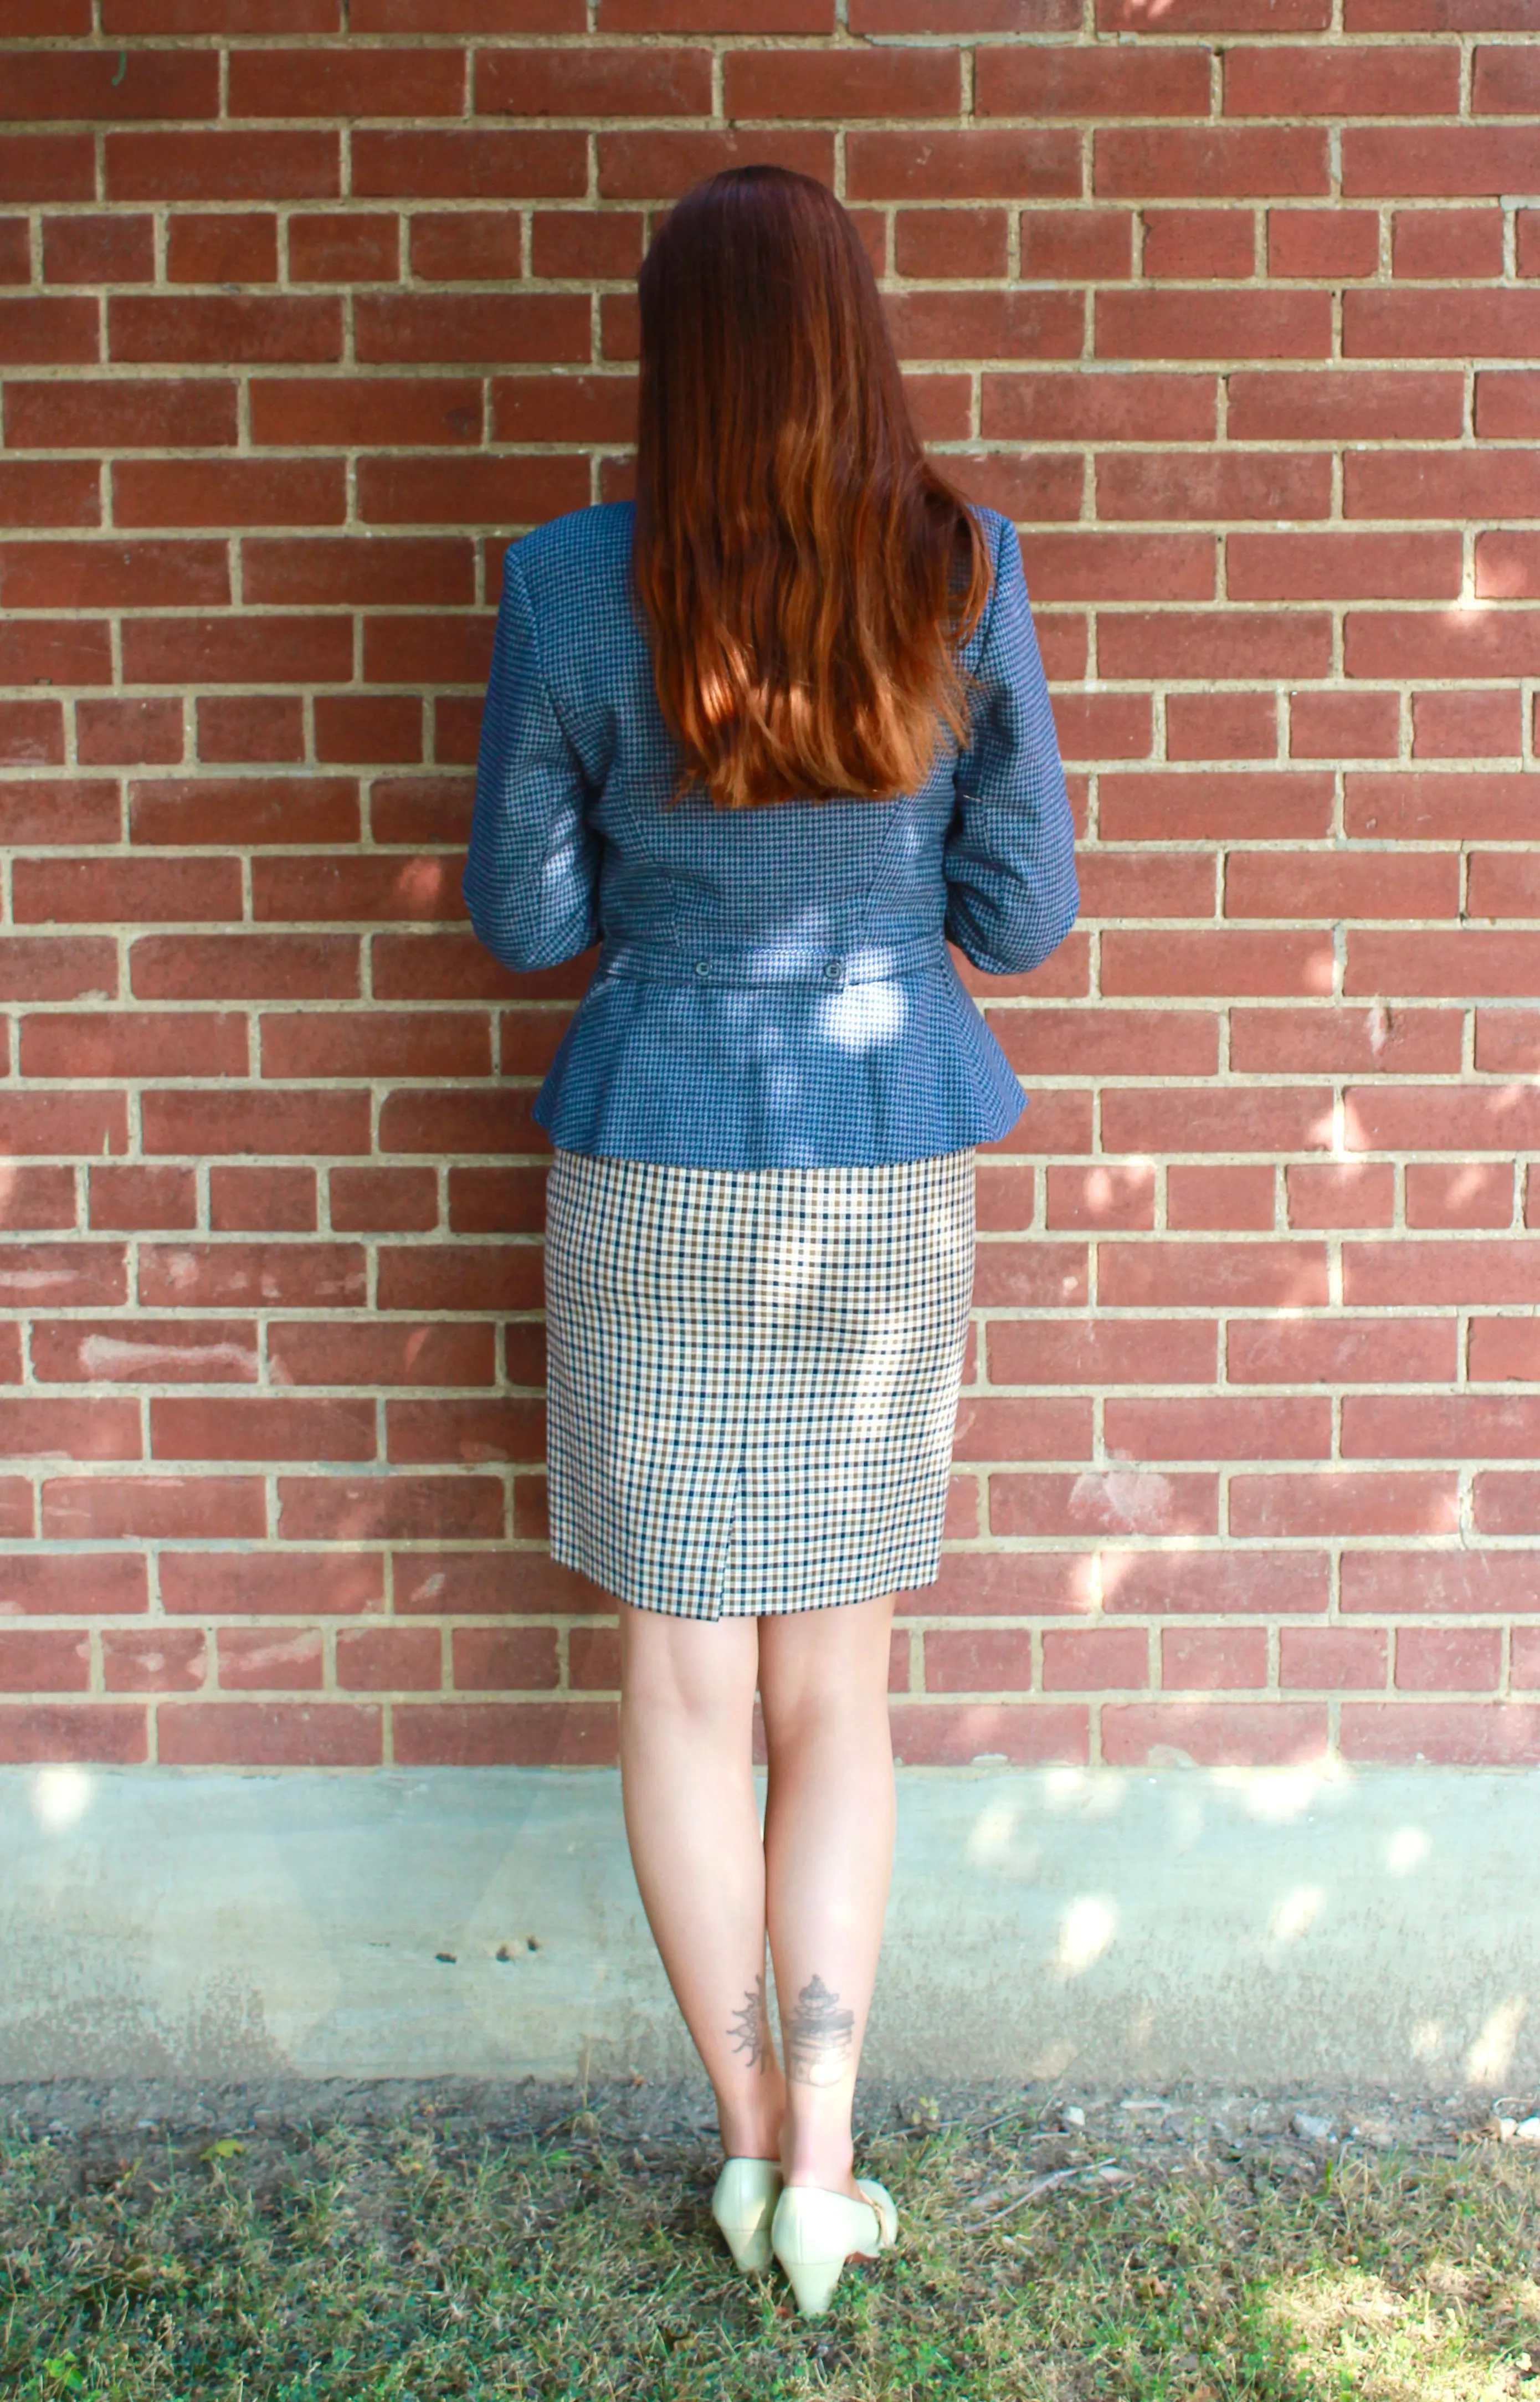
{"left": 815, "top": 978, "right": 909, "bottom": 1053}
{"left": 1467, "top": 1994, "right": 1528, "bottom": 2088}
{"left": 28, "top": 1766, "right": 94, "bottom": 1832}
{"left": 1411, "top": 2018, "right": 1447, "bottom": 2061}
{"left": 1388, "top": 1825, "right": 1431, "bottom": 1875}
{"left": 1267, "top": 1883, "right": 1324, "bottom": 1945}
{"left": 1262, "top": 2261, "right": 1535, "bottom": 2401}
{"left": 1210, "top": 1762, "right": 1351, "bottom": 1821}
{"left": 1051, "top": 1893, "right": 1118, "bottom": 1977}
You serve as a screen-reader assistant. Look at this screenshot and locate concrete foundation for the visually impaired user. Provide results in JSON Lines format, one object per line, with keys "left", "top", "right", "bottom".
{"left": 3, "top": 1763, "right": 1537, "bottom": 2095}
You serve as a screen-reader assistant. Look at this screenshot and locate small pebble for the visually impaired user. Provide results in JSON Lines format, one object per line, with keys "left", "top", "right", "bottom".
{"left": 1292, "top": 2112, "right": 1333, "bottom": 2143}
{"left": 1062, "top": 2106, "right": 1086, "bottom": 2128}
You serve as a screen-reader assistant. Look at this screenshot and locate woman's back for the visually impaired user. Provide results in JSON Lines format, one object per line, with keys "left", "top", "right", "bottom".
{"left": 464, "top": 494, "right": 1079, "bottom": 1167}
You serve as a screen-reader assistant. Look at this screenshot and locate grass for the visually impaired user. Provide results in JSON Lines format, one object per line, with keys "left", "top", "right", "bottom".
{"left": 2, "top": 2092, "right": 1538, "bottom": 2400}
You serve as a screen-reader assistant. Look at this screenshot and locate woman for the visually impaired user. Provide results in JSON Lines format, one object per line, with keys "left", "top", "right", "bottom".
{"left": 464, "top": 163, "right": 1077, "bottom": 2318}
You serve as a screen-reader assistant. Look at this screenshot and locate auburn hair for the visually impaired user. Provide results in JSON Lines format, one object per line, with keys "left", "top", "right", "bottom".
{"left": 630, "top": 164, "right": 996, "bottom": 812}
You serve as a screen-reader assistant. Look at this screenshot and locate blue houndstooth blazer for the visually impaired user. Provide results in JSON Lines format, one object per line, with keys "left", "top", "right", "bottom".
{"left": 464, "top": 497, "right": 1078, "bottom": 1169}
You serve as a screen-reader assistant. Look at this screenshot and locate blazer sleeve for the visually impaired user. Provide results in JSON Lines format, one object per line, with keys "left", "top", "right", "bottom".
{"left": 943, "top": 512, "right": 1079, "bottom": 977}
{"left": 462, "top": 545, "right": 602, "bottom": 972}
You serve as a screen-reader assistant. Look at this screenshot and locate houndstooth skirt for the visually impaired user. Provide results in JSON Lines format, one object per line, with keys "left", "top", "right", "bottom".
{"left": 542, "top": 1144, "right": 975, "bottom": 1618}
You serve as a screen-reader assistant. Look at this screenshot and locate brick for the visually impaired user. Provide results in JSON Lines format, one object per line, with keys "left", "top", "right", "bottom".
{"left": 1046, "top": 694, "right": 1151, "bottom": 759}
{"left": 3, "top": 376, "right": 238, "bottom": 450}
{"left": 353, "top": 129, "right": 586, "bottom": 200}
{"left": 1226, "top": 46, "right": 1458, "bottom": 116}
{"left": 1476, "top": 1476, "right": 1540, "bottom": 1536}
{"left": 250, "top": 374, "right": 480, "bottom": 447}
{"left": 287, "top": 212, "right": 400, "bottom": 283}
{"left": 1477, "top": 533, "right": 1540, "bottom": 603}
{"left": 131, "top": 776, "right": 357, "bottom": 849}
{"left": 110, "top": 294, "right": 340, "bottom": 366}
{"left": 1102, "top": 930, "right": 1333, "bottom": 998}
{"left": 1166, "top": 694, "right": 1277, "bottom": 759}
{"left": 34, "top": 1318, "right": 257, "bottom": 1385}
{"left": 1290, "top": 690, "right": 1400, "bottom": 758}
{"left": 1038, "top": 1161, "right": 1156, "bottom": 1229}
{"left": 208, "top": 1164, "right": 316, "bottom": 1231}
{"left": 14, "top": 857, "right": 242, "bottom": 927}
{"left": 0, "top": 704, "right": 64, "bottom": 766}
{"left": 1097, "top": 288, "right": 1329, "bottom": 360}
{"left": 76, "top": 700, "right": 183, "bottom": 768}
{"left": 229, "top": 47, "right": 466, "bottom": 116}
{"left": 1104, "top": 1551, "right": 1327, "bottom": 1616}
{"left": 215, "top": 1628, "right": 325, "bottom": 1691}
{"left": 115, "top": 458, "right": 345, "bottom": 528}
{"left": 1104, "top": 1701, "right": 1327, "bottom": 1768}
{"left": 276, "top": 1475, "right": 505, "bottom": 1541}
{"left": 1227, "top": 850, "right": 1458, "bottom": 920}
{"left": 988, "top": 1317, "right": 1215, "bottom": 1384}
{"left": 103, "top": 0, "right": 342, "bottom": 22}
{"left": 1405, "top": 1163, "right": 1513, "bottom": 1229}
{"left": 1341, "top": 1703, "right": 1540, "bottom": 1769}
{"left": 1230, "top": 1472, "right": 1458, "bottom": 1538}
{"left": 158, "top": 1702, "right": 381, "bottom": 1768}
{"left": 1230, "top": 531, "right": 1460, "bottom": 602}
{"left": 89, "top": 1165, "right": 195, "bottom": 1231}
{"left": 993, "top": 1473, "right": 1218, "bottom": 1539}
{"left": 448, "top": 1626, "right": 560, "bottom": 1691}
{"left": 898, "top": 204, "right": 1008, "bottom": 279}
{"left": 337, "top": 1626, "right": 445, "bottom": 1691}
{"left": 1073, "top": 854, "right": 1215, "bottom": 918}
{"left": 152, "top": 1395, "right": 375, "bottom": 1461}
{"left": 1161, "top": 1628, "right": 1269, "bottom": 1690}
{"left": 1267, "top": 209, "right": 1379, "bottom": 279}
{"left": 446, "top": 1166, "right": 548, "bottom": 1233}
{"left": 1478, "top": 373, "right": 1540, "bottom": 438}
{"left": 1284, "top": 1162, "right": 1397, "bottom": 1228}
{"left": 1100, "top": 1241, "right": 1328, "bottom": 1308}
{"left": 43, "top": 215, "right": 155, "bottom": 286}
{"left": 122, "top": 614, "right": 355, "bottom": 685}
{"left": 1346, "top": 450, "right": 1540, "bottom": 520}
{"left": 333, "top": 1166, "right": 439, "bottom": 1231}
{"left": 409, "top": 212, "right": 524, "bottom": 283}
{"left": 983, "top": 371, "right": 1215, "bottom": 442}
{"left": 197, "top": 697, "right": 305, "bottom": 764}
{"left": 1347, "top": 289, "right": 1540, "bottom": 361}
{"left": 1346, "top": 1240, "right": 1540, "bottom": 1307}
{"left": 529, "top": 208, "right": 643, "bottom": 278}
{"left": 159, "top": 1551, "right": 382, "bottom": 1616}
{"left": 138, "top": 1240, "right": 362, "bottom": 1310}
{"left": 102, "top": 1631, "right": 207, "bottom": 1692}
{"left": 143, "top": 1087, "right": 369, "bottom": 1158}
{"left": 1226, "top": 369, "right": 1461, "bottom": 441}
{"left": 1346, "top": 1394, "right": 1540, "bottom": 1461}
{"left": 1280, "top": 1629, "right": 1387, "bottom": 1690}
{"left": 0, "top": 1706, "right": 146, "bottom": 1766}
{"left": 1348, "top": 933, "right": 1540, "bottom": 1000}
{"left": 1482, "top": 1015, "right": 1540, "bottom": 1076}
{"left": 0, "top": 136, "right": 95, "bottom": 203}
{"left": 1168, "top": 1164, "right": 1276, "bottom": 1230}
{"left": 1344, "top": 127, "right": 1540, "bottom": 201}
{"left": 1098, "top": 450, "right": 1328, "bottom": 522}
{"left": 20, "top": 1009, "right": 247, "bottom": 1081}
{"left": 394, "top": 1700, "right": 616, "bottom": 1769}
{"left": 1098, "top": 614, "right": 1332, "bottom": 681}
{"left": 1397, "top": 1626, "right": 1502, "bottom": 1693}
{"left": 0, "top": 1165, "right": 79, "bottom": 1229}
{"left": 1014, "top": 210, "right": 1131, "bottom": 281}
{"left": 1, "top": 538, "right": 228, "bottom": 611}
{"left": 42, "top": 1476, "right": 266, "bottom": 1540}
{"left": 1346, "top": 772, "right": 1539, "bottom": 842}
{"left": 1393, "top": 208, "right": 1504, "bottom": 280}
{"left": 1414, "top": 690, "right": 1521, "bottom": 758}
{"left": 882, "top": 289, "right": 1086, "bottom": 363}
{"left": 1040, "top": 1628, "right": 1146, "bottom": 1691}
{"left": 0, "top": 1553, "right": 146, "bottom": 1616}
{"left": 838, "top": 128, "right": 1081, "bottom": 204}
{"left": 0, "top": 937, "right": 119, "bottom": 1004}
{"left": 978, "top": 48, "right": 1208, "bottom": 117}
{"left": 270, "top": 1321, "right": 495, "bottom": 1388}
{"left": 1142, "top": 209, "right": 1255, "bottom": 280}
{"left": 1346, "top": 614, "right": 1540, "bottom": 684}
{"left": 1108, "top": 1395, "right": 1330, "bottom": 1460}
{"left": 166, "top": 212, "right": 279, "bottom": 285}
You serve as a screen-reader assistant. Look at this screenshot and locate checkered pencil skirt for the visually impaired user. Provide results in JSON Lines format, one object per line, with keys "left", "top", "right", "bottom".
{"left": 543, "top": 1144, "right": 976, "bottom": 1618}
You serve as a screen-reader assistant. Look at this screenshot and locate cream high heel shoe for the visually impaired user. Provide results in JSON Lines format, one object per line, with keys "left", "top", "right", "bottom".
{"left": 710, "top": 2157, "right": 784, "bottom": 2272}
{"left": 769, "top": 2177, "right": 899, "bottom": 2318}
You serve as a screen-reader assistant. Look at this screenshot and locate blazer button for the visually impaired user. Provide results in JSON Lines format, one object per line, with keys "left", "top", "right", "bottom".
{"left": 823, "top": 957, "right": 845, "bottom": 982}
{"left": 694, "top": 958, "right": 711, "bottom": 979}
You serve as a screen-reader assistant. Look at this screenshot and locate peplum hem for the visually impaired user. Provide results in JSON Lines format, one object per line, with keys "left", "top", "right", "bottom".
{"left": 531, "top": 946, "right": 1028, "bottom": 1169}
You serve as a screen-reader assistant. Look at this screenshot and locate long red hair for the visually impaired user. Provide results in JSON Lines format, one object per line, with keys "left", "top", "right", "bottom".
{"left": 630, "top": 164, "right": 995, "bottom": 812}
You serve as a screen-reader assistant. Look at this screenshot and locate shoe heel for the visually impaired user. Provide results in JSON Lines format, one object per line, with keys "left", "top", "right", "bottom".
{"left": 710, "top": 2158, "right": 781, "bottom": 2273}
{"left": 780, "top": 2250, "right": 847, "bottom": 2319}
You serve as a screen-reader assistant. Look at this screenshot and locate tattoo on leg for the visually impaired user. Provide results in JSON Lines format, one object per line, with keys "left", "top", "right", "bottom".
{"left": 784, "top": 1972, "right": 855, "bottom": 2088}
{"left": 727, "top": 1970, "right": 770, "bottom": 2072}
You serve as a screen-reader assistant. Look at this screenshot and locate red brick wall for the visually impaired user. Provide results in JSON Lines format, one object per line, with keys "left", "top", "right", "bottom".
{"left": 2, "top": 2, "right": 1538, "bottom": 1775}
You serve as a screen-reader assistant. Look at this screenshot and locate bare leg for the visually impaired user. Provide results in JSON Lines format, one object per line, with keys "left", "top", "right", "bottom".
{"left": 757, "top": 1590, "right": 898, "bottom": 2199}
{"left": 617, "top": 1599, "right": 787, "bottom": 2160}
